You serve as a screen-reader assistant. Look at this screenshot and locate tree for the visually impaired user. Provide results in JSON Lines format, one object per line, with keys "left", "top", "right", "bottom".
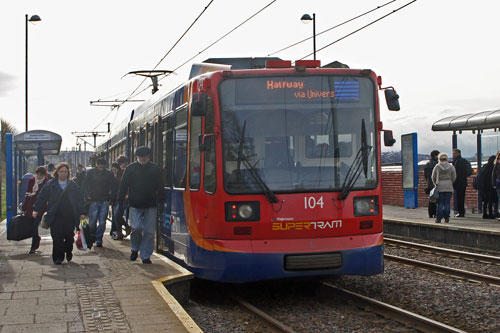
{"left": 1, "top": 119, "right": 18, "bottom": 157}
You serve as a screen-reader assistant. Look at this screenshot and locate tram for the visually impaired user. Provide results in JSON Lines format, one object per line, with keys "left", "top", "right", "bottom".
{"left": 97, "top": 57, "right": 400, "bottom": 282}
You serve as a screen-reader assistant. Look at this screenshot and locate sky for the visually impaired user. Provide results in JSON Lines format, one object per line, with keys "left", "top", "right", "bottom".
{"left": 2, "top": 0, "right": 500, "bottom": 159}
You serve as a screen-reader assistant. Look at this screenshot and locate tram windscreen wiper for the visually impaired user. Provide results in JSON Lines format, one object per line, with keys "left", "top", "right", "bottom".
{"left": 338, "top": 119, "right": 372, "bottom": 200}
{"left": 233, "top": 123, "right": 278, "bottom": 204}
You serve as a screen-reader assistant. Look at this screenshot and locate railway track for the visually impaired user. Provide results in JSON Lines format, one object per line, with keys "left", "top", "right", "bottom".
{"left": 322, "top": 282, "right": 466, "bottom": 333}
{"left": 385, "top": 237, "right": 500, "bottom": 265}
{"left": 233, "top": 284, "right": 466, "bottom": 333}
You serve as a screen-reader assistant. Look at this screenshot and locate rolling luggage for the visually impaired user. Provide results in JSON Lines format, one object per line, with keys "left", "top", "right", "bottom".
{"left": 7, "top": 215, "right": 35, "bottom": 241}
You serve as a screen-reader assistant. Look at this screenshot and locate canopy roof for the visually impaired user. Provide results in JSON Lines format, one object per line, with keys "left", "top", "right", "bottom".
{"left": 14, "top": 130, "right": 62, "bottom": 155}
{"left": 432, "top": 109, "right": 500, "bottom": 132}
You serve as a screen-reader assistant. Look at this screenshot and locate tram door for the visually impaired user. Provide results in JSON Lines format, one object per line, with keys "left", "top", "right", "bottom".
{"left": 171, "top": 105, "right": 189, "bottom": 261}
{"left": 159, "top": 115, "right": 174, "bottom": 254}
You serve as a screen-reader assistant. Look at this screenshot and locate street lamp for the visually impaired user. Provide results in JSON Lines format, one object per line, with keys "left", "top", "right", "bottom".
{"left": 301, "top": 13, "right": 316, "bottom": 60}
{"left": 25, "top": 14, "right": 42, "bottom": 132}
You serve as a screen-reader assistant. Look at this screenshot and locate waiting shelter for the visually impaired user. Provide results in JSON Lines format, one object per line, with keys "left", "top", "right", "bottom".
{"left": 4, "top": 130, "right": 62, "bottom": 223}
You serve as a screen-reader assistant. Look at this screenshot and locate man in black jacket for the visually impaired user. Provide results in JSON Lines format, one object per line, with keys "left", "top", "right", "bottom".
{"left": 117, "top": 146, "right": 163, "bottom": 264}
{"left": 83, "top": 158, "right": 115, "bottom": 247}
{"left": 424, "top": 150, "right": 440, "bottom": 218}
{"left": 452, "top": 149, "right": 473, "bottom": 217}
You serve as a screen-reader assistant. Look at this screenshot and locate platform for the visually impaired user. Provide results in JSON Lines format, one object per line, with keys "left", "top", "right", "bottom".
{"left": 383, "top": 205, "right": 500, "bottom": 252}
{"left": 0, "top": 220, "right": 201, "bottom": 333}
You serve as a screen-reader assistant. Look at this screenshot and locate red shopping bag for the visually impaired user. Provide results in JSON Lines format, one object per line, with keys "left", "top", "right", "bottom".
{"left": 76, "top": 229, "right": 88, "bottom": 251}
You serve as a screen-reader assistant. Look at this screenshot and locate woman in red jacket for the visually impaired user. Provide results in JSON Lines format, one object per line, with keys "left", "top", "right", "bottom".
{"left": 22, "top": 166, "right": 48, "bottom": 254}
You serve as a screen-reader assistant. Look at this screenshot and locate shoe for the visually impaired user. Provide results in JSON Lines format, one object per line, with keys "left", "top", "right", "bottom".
{"left": 483, "top": 214, "right": 489, "bottom": 219}
{"left": 66, "top": 252, "right": 73, "bottom": 262}
{"left": 54, "top": 259, "right": 62, "bottom": 265}
{"left": 455, "top": 214, "right": 465, "bottom": 218}
{"left": 96, "top": 243, "right": 103, "bottom": 248}
{"left": 130, "top": 250, "right": 138, "bottom": 261}
{"left": 142, "top": 258, "right": 152, "bottom": 264}
{"left": 435, "top": 218, "right": 441, "bottom": 223}
{"left": 444, "top": 218, "right": 449, "bottom": 223}
{"left": 29, "top": 248, "right": 36, "bottom": 254}
{"left": 124, "top": 225, "right": 132, "bottom": 237}
{"left": 114, "top": 233, "right": 124, "bottom": 240}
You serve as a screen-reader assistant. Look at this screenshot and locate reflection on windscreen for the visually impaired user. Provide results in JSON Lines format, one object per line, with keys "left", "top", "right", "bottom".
{"left": 220, "top": 76, "right": 377, "bottom": 194}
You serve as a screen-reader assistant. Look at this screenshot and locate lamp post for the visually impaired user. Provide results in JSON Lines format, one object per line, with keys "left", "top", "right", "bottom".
{"left": 25, "top": 14, "right": 41, "bottom": 132}
{"left": 301, "top": 13, "right": 316, "bottom": 60}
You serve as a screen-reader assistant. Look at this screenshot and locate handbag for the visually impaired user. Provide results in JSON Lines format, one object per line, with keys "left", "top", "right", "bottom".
{"left": 7, "top": 215, "right": 35, "bottom": 241}
{"left": 429, "top": 170, "right": 439, "bottom": 203}
{"left": 41, "top": 212, "right": 49, "bottom": 229}
{"left": 39, "top": 183, "right": 69, "bottom": 230}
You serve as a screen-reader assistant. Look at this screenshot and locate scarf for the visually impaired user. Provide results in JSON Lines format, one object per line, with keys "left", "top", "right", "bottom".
{"left": 29, "top": 177, "right": 45, "bottom": 197}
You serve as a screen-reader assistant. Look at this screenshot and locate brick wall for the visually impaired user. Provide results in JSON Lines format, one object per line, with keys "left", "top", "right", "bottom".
{"left": 381, "top": 170, "right": 479, "bottom": 211}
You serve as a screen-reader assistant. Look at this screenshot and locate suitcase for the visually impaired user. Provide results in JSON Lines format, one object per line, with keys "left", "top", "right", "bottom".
{"left": 7, "top": 215, "right": 35, "bottom": 241}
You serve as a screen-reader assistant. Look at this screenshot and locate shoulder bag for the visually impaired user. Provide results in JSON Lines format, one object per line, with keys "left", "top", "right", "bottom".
{"left": 429, "top": 171, "right": 439, "bottom": 203}
{"left": 40, "top": 183, "right": 70, "bottom": 229}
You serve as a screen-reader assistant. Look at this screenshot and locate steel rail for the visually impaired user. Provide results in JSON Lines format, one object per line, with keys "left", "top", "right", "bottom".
{"left": 385, "top": 237, "right": 500, "bottom": 264}
{"left": 322, "top": 282, "right": 467, "bottom": 333}
{"left": 385, "top": 254, "right": 500, "bottom": 286}
{"left": 232, "top": 297, "right": 297, "bottom": 333}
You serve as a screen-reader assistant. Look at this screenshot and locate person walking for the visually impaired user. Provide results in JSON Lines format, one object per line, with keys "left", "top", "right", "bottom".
{"left": 83, "top": 158, "right": 115, "bottom": 248}
{"left": 22, "top": 166, "right": 49, "bottom": 254}
{"left": 110, "top": 162, "right": 120, "bottom": 239}
{"left": 492, "top": 150, "right": 500, "bottom": 220}
{"left": 424, "top": 150, "right": 440, "bottom": 218}
{"left": 432, "top": 153, "right": 456, "bottom": 223}
{"left": 117, "top": 146, "right": 163, "bottom": 264}
{"left": 114, "top": 155, "right": 131, "bottom": 239}
{"left": 33, "top": 162, "right": 85, "bottom": 265}
{"left": 74, "top": 164, "right": 86, "bottom": 187}
{"left": 480, "top": 156, "right": 496, "bottom": 219}
{"left": 452, "top": 149, "right": 472, "bottom": 217}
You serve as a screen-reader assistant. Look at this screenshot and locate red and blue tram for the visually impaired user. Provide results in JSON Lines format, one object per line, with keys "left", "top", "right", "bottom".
{"left": 97, "top": 58, "right": 399, "bottom": 283}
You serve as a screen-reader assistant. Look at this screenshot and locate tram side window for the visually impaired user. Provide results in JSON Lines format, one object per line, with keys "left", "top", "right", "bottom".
{"left": 189, "top": 113, "right": 202, "bottom": 190}
{"left": 174, "top": 107, "right": 188, "bottom": 189}
{"left": 164, "top": 116, "right": 173, "bottom": 187}
{"left": 204, "top": 100, "right": 216, "bottom": 193}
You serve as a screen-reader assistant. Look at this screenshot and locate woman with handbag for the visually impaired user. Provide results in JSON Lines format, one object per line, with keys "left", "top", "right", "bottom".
{"left": 431, "top": 153, "right": 456, "bottom": 223}
{"left": 33, "top": 162, "right": 85, "bottom": 265}
{"left": 22, "top": 166, "right": 48, "bottom": 254}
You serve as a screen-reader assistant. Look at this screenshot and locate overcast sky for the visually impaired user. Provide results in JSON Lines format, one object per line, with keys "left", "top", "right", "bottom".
{"left": 1, "top": 0, "right": 500, "bottom": 159}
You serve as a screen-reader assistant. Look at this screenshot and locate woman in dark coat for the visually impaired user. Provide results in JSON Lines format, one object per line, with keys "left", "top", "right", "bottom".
{"left": 33, "top": 162, "right": 85, "bottom": 265}
{"left": 481, "top": 156, "right": 497, "bottom": 218}
{"left": 22, "top": 166, "right": 49, "bottom": 254}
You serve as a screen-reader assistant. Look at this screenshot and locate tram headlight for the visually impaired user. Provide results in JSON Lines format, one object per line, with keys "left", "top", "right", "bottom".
{"left": 353, "top": 196, "right": 379, "bottom": 217}
{"left": 225, "top": 202, "right": 260, "bottom": 222}
{"left": 238, "top": 204, "right": 253, "bottom": 219}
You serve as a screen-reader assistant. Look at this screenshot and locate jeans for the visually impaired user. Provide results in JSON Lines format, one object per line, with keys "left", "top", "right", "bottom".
{"left": 436, "top": 192, "right": 452, "bottom": 220}
{"left": 89, "top": 201, "right": 110, "bottom": 244}
{"left": 129, "top": 207, "right": 157, "bottom": 260}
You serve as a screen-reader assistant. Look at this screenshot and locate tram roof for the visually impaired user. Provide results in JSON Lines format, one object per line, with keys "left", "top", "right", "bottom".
{"left": 432, "top": 109, "right": 500, "bottom": 132}
{"left": 14, "top": 130, "right": 62, "bottom": 155}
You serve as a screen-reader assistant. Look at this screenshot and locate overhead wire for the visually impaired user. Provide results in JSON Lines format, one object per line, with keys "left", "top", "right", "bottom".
{"left": 126, "top": 0, "right": 278, "bottom": 101}
{"left": 268, "top": 0, "right": 396, "bottom": 56}
{"left": 299, "top": 0, "right": 417, "bottom": 60}
{"left": 117, "top": 0, "right": 216, "bottom": 110}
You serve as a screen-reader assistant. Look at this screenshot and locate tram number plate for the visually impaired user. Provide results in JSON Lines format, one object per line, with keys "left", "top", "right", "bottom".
{"left": 304, "top": 196, "right": 324, "bottom": 209}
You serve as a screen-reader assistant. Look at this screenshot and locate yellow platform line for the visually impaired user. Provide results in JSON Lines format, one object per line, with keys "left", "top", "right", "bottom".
{"left": 151, "top": 253, "right": 203, "bottom": 333}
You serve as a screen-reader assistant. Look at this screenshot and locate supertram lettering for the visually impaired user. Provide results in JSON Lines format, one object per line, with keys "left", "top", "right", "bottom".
{"left": 272, "top": 220, "right": 342, "bottom": 231}
{"left": 272, "top": 222, "right": 311, "bottom": 231}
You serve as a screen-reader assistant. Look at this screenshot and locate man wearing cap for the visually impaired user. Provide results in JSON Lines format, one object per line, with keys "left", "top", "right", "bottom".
{"left": 117, "top": 146, "right": 163, "bottom": 264}
{"left": 83, "top": 158, "right": 115, "bottom": 247}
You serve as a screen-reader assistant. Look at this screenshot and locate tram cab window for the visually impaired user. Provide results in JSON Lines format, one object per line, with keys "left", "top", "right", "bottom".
{"left": 174, "top": 106, "right": 188, "bottom": 189}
